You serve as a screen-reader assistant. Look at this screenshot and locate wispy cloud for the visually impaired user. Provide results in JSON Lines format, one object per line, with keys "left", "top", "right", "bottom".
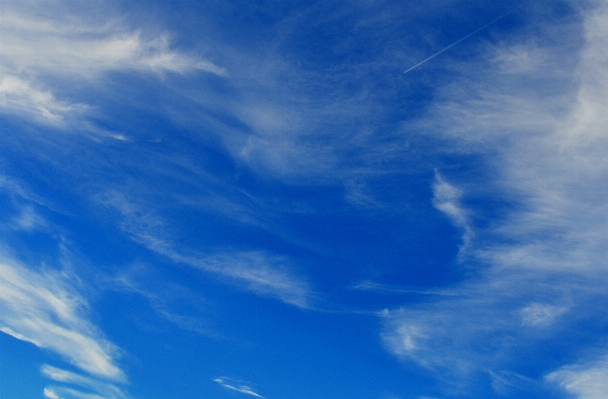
{"left": 99, "top": 192, "right": 311, "bottom": 308}
{"left": 431, "top": 172, "right": 472, "bottom": 255}
{"left": 0, "top": 2, "right": 225, "bottom": 129}
{"left": 546, "top": 355, "right": 608, "bottom": 399}
{"left": 8, "top": 204, "right": 47, "bottom": 231}
{"left": 42, "top": 365, "right": 127, "bottom": 399}
{"left": 381, "top": 1, "right": 608, "bottom": 397}
{"left": 44, "top": 386, "right": 111, "bottom": 399}
{"left": 110, "top": 263, "right": 217, "bottom": 337}
{"left": 0, "top": 7, "right": 226, "bottom": 77}
{"left": 214, "top": 377, "right": 266, "bottom": 398}
{"left": 0, "top": 257, "right": 125, "bottom": 382}
{"left": 351, "top": 280, "right": 456, "bottom": 297}
{"left": 0, "top": 75, "right": 87, "bottom": 125}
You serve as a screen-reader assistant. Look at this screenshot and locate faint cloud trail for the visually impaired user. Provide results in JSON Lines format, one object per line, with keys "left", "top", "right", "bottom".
{"left": 214, "top": 377, "right": 266, "bottom": 398}
{"left": 404, "top": 7, "right": 519, "bottom": 74}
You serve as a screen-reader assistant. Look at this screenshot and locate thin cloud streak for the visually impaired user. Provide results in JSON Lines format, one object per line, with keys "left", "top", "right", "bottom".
{"left": 110, "top": 264, "right": 218, "bottom": 337}
{"left": 0, "top": 256, "right": 125, "bottom": 382}
{"left": 214, "top": 377, "right": 266, "bottom": 398}
{"left": 99, "top": 192, "right": 311, "bottom": 308}
{"left": 43, "top": 386, "right": 109, "bottom": 399}
{"left": 41, "top": 365, "right": 127, "bottom": 399}
{"left": 351, "top": 280, "right": 457, "bottom": 297}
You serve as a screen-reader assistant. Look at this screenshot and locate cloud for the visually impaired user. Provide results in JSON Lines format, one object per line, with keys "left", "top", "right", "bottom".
{"left": 546, "top": 355, "right": 608, "bottom": 399}
{"left": 351, "top": 280, "right": 456, "bottom": 297}
{"left": 214, "top": 377, "right": 266, "bottom": 398}
{"left": 0, "top": 2, "right": 225, "bottom": 129}
{"left": 0, "top": 8, "right": 226, "bottom": 77}
{"left": 0, "top": 257, "right": 125, "bottom": 382}
{"left": 0, "top": 75, "right": 87, "bottom": 124}
{"left": 99, "top": 192, "right": 311, "bottom": 308}
{"left": 431, "top": 172, "right": 472, "bottom": 255}
{"left": 9, "top": 204, "right": 47, "bottom": 231}
{"left": 42, "top": 365, "right": 127, "bottom": 399}
{"left": 381, "top": 1, "right": 608, "bottom": 396}
{"left": 520, "top": 303, "right": 568, "bottom": 327}
{"left": 110, "top": 263, "right": 217, "bottom": 336}
{"left": 44, "top": 386, "right": 109, "bottom": 399}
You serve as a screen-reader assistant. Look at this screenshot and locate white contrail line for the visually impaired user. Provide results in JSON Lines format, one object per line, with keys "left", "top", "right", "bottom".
{"left": 403, "top": 7, "right": 519, "bottom": 74}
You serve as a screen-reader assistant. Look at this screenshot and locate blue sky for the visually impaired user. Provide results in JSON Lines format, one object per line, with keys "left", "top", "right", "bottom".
{"left": 1, "top": 0, "right": 607, "bottom": 398}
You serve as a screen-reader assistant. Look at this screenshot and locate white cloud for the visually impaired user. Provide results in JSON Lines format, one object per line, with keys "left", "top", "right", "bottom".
{"left": 381, "top": 2, "right": 608, "bottom": 396}
{"left": 99, "top": 192, "right": 311, "bottom": 308}
{"left": 44, "top": 388, "right": 61, "bottom": 399}
{"left": 201, "top": 252, "right": 310, "bottom": 308}
{"left": 42, "top": 365, "right": 127, "bottom": 399}
{"left": 432, "top": 172, "right": 472, "bottom": 254}
{"left": 0, "top": 75, "right": 86, "bottom": 124}
{"left": 0, "top": 257, "right": 125, "bottom": 382}
{"left": 546, "top": 355, "right": 608, "bottom": 399}
{"left": 520, "top": 303, "right": 568, "bottom": 327}
{"left": 44, "top": 386, "right": 109, "bottom": 399}
{"left": 0, "top": 2, "right": 225, "bottom": 129}
{"left": 214, "top": 377, "right": 266, "bottom": 398}
{"left": 0, "top": 9, "right": 226, "bottom": 78}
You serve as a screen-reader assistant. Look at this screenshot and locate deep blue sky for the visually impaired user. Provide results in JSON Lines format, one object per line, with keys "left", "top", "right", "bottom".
{"left": 1, "top": 1, "right": 607, "bottom": 398}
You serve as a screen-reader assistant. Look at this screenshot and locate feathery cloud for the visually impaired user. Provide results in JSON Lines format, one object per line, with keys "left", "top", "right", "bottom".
{"left": 42, "top": 365, "right": 127, "bottom": 399}
{"left": 432, "top": 172, "right": 472, "bottom": 254}
{"left": 0, "top": 8, "right": 226, "bottom": 77}
{"left": 99, "top": 192, "right": 311, "bottom": 308}
{"left": 0, "top": 257, "right": 125, "bottom": 382}
{"left": 381, "top": 2, "right": 608, "bottom": 396}
{"left": 0, "top": 2, "right": 225, "bottom": 129}
{"left": 214, "top": 377, "right": 266, "bottom": 398}
{"left": 546, "top": 355, "right": 608, "bottom": 399}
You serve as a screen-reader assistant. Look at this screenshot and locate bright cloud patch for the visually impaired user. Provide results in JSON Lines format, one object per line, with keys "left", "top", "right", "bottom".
{"left": 546, "top": 356, "right": 608, "bottom": 399}
{"left": 0, "top": 9, "right": 225, "bottom": 77}
{"left": 0, "top": 75, "right": 86, "bottom": 124}
{"left": 0, "top": 258, "right": 124, "bottom": 381}
{"left": 214, "top": 377, "right": 265, "bottom": 398}
{"left": 0, "top": 3, "right": 225, "bottom": 130}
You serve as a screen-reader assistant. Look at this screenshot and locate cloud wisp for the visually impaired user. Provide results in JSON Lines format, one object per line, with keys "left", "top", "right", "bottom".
{"left": 0, "top": 255, "right": 128, "bottom": 398}
{"left": 99, "top": 192, "right": 311, "bottom": 308}
{"left": 214, "top": 377, "right": 266, "bottom": 398}
{"left": 41, "top": 365, "right": 128, "bottom": 399}
{"left": 0, "top": 75, "right": 87, "bottom": 125}
{"left": 546, "top": 355, "right": 608, "bottom": 399}
{"left": 0, "top": 3, "right": 225, "bottom": 129}
{"left": 0, "top": 7, "right": 226, "bottom": 77}
{"left": 382, "top": 1, "right": 608, "bottom": 397}
{"left": 431, "top": 172, "right": 473, "bottom": 257}
{"left": 0, "top": 257, "right": 124, "bottom": 381}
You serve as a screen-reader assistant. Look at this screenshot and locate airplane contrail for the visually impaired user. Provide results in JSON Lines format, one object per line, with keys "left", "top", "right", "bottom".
{"left": 403, "top": 7, "right": 519, "bottom": 74}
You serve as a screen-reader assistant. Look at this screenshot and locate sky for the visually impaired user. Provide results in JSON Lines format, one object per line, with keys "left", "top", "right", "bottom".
{"left": 1, "top": 0, "right": 607, "bottom": 398}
